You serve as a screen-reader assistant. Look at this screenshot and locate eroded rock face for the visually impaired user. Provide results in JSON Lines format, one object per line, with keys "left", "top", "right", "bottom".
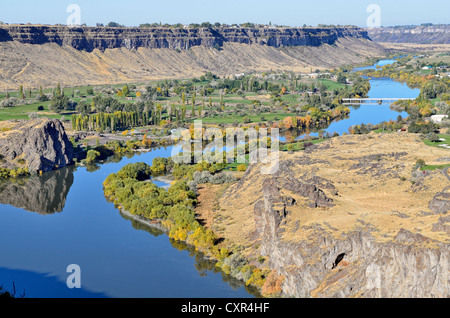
{"left": 248, "top": 145, "right": 449, "bottom": 298}
{"left": 0, "top": 25, "right": 371, "bottom": 52}
{"left": 254, "top": 181, "right": 450, "bottom": 298}
{"left": 0, "top": 118, "right": 74, "bottom": 172}
{"left": 367, "top": 25, "right": 450, "bottom": 44}
{"left": 429, "top": 186, "right": 450, "bottom": 215}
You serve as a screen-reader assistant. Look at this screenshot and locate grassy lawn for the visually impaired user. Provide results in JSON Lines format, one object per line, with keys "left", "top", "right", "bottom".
{"left": 281, "top": 94, "right": 301, "bottom": 104}
{"left": 423, "top": 134, "right": 450, "bottom": 148}
{"left": 317, "top": 78, "right": 347, "bottom": 90}
{"left": 0, "top": 102, "right": 64, "bottom": 121}
{"left": 420, "top": 164, "right": 450, "bottom": 171}
{"left": 197, "top": 112, "right": 295, "bottom": 124}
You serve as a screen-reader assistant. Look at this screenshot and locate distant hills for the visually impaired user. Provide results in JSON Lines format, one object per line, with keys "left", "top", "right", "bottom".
{"left": 367, "top": 24, "right": 450, "bottom": 44}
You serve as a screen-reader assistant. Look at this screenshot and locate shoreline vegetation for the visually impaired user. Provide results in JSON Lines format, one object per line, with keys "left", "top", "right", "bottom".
{"left": 102, "top": 156, "right": 286, "bottom": 297}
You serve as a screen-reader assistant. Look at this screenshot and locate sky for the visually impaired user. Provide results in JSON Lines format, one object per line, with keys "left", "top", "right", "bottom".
{"left": 0, "top": 0, "right": 448, "bottom": 28}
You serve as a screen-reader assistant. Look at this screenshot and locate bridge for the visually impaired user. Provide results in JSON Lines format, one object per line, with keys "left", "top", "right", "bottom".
{"left": 342, "top": 98, "right": 416, "bottom": 105}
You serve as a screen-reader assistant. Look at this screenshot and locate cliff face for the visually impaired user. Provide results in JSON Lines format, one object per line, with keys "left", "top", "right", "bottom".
{"left": 0, "top": 25, "right": 370, "bottom": 51}
{"left": 367, "top": 25, "right": 450, "bottom": 44}
{"left": 218, "top": 133, "right": 450, "bottom": 298}
{"left": 0, "top": 118, "right": 74, "bottom": 172}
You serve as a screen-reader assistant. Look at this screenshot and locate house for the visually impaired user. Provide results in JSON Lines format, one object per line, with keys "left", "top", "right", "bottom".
{"left": 430, "top": 114, "right": 448, "bottom": 123}
{"left": 422, "top": 66, "right": 433, "bottom": 70}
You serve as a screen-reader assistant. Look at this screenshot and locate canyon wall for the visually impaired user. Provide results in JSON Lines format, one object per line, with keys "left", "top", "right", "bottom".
{"left": 367, "top": 25, "right": 450, "bottom": 44}
{"left": 0, "top": 25, "right": 371, "bottom": 51}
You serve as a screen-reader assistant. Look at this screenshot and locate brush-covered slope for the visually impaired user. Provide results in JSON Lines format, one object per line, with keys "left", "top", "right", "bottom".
{"left": 0, "top": 25, "right": 385, "bottom": 89}
{"left": 215, "top": 132, "right": 450, "bottom": 297}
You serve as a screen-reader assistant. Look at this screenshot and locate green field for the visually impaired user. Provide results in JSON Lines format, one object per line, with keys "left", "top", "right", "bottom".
{"left": 420, "top": 164, "right": 450, "bottom": 171}
{"left": 0, "top": 102, "right": 62, "bottom": 121}
{"left": 317, "top": 78, "right": 347, "bottom": 90}
{"left": 423, "top": 134, "right": 450, "bottom": 148}
{"left": 197, "top": 112, "right": 295, "bottom": 124}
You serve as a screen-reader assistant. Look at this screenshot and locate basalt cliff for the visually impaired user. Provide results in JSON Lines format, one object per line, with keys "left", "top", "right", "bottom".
{"left": 0, "top": 25, "right": 384, "bottom": 89}
{"left": 215, "top": 133, "right": 449, "bottom": 298}
{"left": 0, "top": 25, "right": 371, "bottom": 51}
{"left": 0, "top": 118, "right": 74, "bottom": 173}
{"left": 367, "top": 25, "right": 450, "bottom": 44}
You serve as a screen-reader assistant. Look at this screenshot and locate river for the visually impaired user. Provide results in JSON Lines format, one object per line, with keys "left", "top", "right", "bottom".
{"left": 280, "top": 58, "right": 420, "bottom": 140}
{"left": 0, "top": 58, "right": 420, "bottom": 298}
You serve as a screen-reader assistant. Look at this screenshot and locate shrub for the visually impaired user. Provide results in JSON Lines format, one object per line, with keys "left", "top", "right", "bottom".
{"left": 415, "top": 158, "right": 426, "bottom": 169}
{"left": 428, "top": 133, "right": 440, "bottom": 142}
{"left": 236, "top": 164, "right": 247, "bottom": 171}
{"left": 261, "top": 270, "right": 285, "bottom": 297}
{"left": 85, "top": 149, "right": 100, "bottom": 164}
{"left": 286, "top": 144, "right": 295, "bottom": 152}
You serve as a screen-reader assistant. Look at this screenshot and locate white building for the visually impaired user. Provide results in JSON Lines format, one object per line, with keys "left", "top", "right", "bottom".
{"left": 430, "top": 114, "right": 449, "bottom": 124}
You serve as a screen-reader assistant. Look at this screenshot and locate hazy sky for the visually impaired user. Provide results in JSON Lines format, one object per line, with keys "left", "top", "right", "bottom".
{"left": 1, "top": 0, "right": 448, "bottom": 27}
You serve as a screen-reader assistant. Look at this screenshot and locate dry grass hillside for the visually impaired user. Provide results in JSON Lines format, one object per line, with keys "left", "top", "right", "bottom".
{"left": 0, "top": 37, "right": 384, "bottom": 90}
{"left": 213, "top": 132, "right": 450, "bottom": 251}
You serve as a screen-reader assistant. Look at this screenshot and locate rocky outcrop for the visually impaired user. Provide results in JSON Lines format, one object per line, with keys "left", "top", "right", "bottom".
{"left": 0, "top": 118, "right": 74, "bottom": 172}
{"left": 367, "top": 25, "right": 450, "bottom": 44}
{"left": 219, "top": 134, "right": 450, "bottom": 298}
{"left": 429, "top": 186, "right": 450, "bottom": 215}
{"left": 0, "top": 165, "right": 75, "bottom": 214}
{"left": 0, "top": 25, "right": 371, "bottom": 52}
{"left": 253, "top": 170, "right": 449, "bottom": 298}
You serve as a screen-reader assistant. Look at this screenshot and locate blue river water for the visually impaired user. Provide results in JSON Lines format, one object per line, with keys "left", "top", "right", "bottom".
{"left": 278, "top": 59, "right": 420, "bottom": 141}
{"left": 0, "top": 148, "right": 258, "bottom": 298}
{"left": 0, "top": 58, "right": 420, "bottom": 298}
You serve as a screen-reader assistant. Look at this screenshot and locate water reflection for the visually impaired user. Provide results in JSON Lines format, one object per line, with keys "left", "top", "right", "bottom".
{"left": 118, "top": 210, "right": 261, "bottom": 298}
{"left": 0, "top": 165, "right": 75, "bottom": 214}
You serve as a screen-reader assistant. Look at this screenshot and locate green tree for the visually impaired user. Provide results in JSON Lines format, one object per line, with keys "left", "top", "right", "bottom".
{"left": 122, "top": 85, "right": 130, "bottom": 97}
{"left": 19, "top": 85, "right": 24, "bottom": 99}
{"left": 50, "top": 95, "right": 70, "bottom": 113}
{"left": 85, "top": 149, "right": 100, "bottom": 164}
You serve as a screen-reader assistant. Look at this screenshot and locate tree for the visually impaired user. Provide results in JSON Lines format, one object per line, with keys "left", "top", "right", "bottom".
{"left": 337, "top": 73, "right": 347, "bottom": 84}
{"left": 55, "top": 83, "right": 62, "bottom": 97}
{"left": 19, "top": 85, "right": 24, "bottom": 99}
{"left": 107, "top": 21, "right": 122, "bottom": 27}
{"left": 121, "top": 85, "right": 130, "bottom": 97}
{"left": 85, "top": 149, "right": 100, "bottom": 164}
{"left": 50, "top": 95, "right": 71, "bottom": 113}
{"left": 192, "top": 92, "right": 196, "bottom": 116}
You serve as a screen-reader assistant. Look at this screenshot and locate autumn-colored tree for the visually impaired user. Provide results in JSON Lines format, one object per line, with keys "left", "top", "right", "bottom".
{"left": 282, "top": 116, "right": 293, "bottom": 129}
{"left": 261, "top": 270, "right": 285, "bottom": 297}
{"left": 142, "top": 134, "right": 152, "bottom": 148}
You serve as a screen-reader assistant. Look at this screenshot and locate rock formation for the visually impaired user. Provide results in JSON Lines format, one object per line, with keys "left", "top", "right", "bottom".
{"left": 217, "top": 133, "right": 450, "bottom": 298}
{"left": 367, "top": 24, "right": 450, "bottom": 44}
{"left": 0, "top": 118, "right": 74, "bottom": 172}
{"left": 0, "top": 25, "right": 385, "bottom": 89}
{"left": 0, "top": 25, "right": 371, "bottom": 51}
{"left": 0, "top": 165, "right": 75, "bottom": 214}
